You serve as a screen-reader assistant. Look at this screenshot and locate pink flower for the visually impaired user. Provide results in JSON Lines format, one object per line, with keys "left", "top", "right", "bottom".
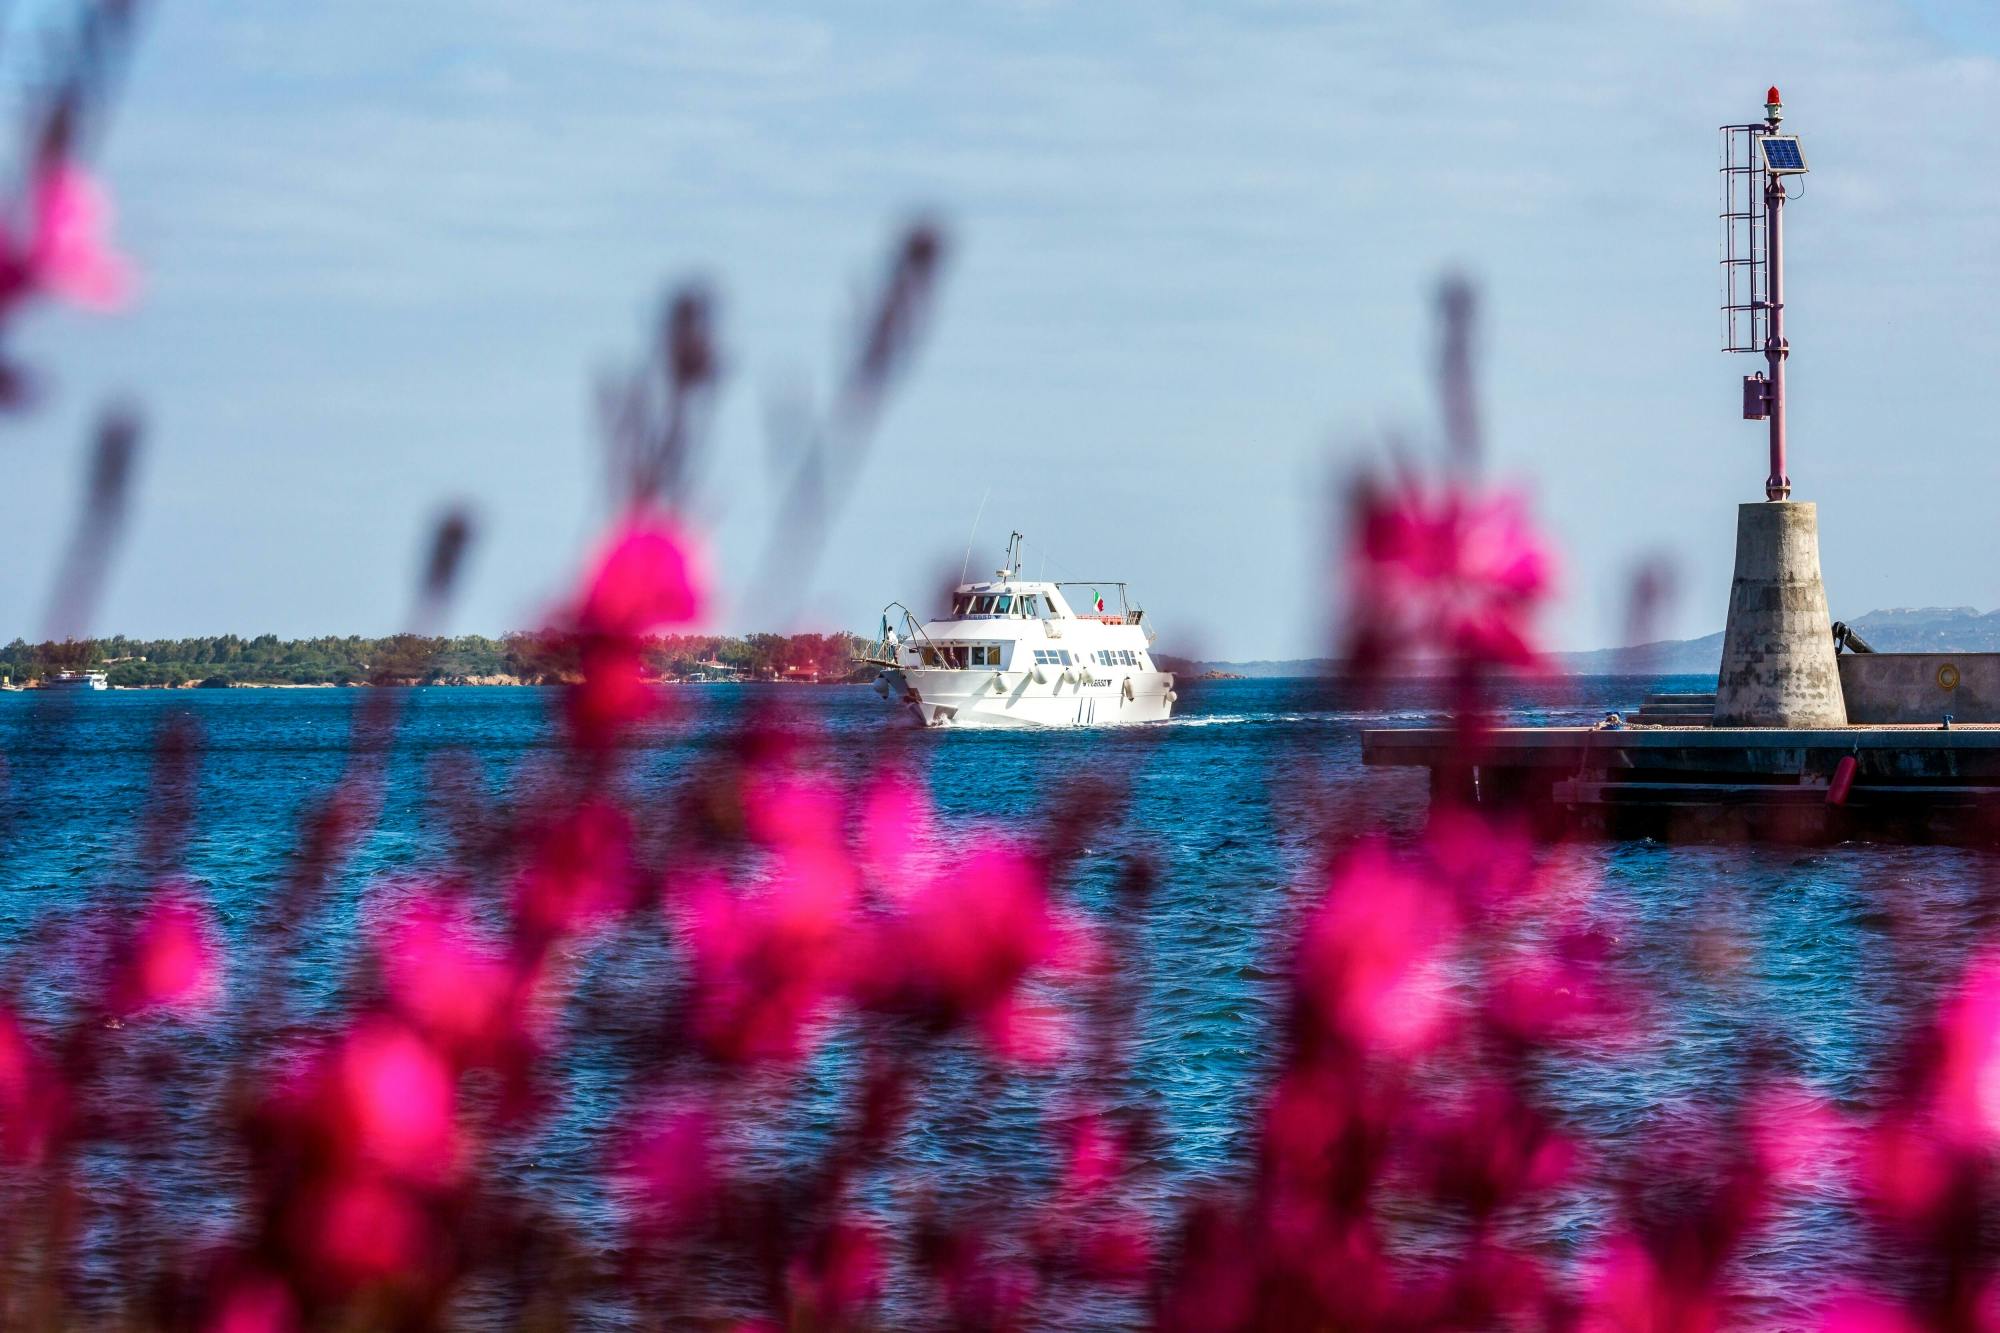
{"left": 1579, "top": 1233, "right": 1725, "bottom": 1333}
{"left": 1295, "top": 842, "right": 1457, "bottom": 1055}
{"left": 1856, "top": 1112, "right": 1956, "bottom": 1224}
{"left": 858, "top": 772, "right": 933, "bottom": 887}
{"left": 558, "top": 507, "right": 705, "bottom": 745}
{"left": 682, "top": 850, "right": 857, "bottom": 1066}
{"left": 323, "top": 1019, "right": 458, "bottom": 1182}
{"left": 573, "top": 507, "right": 703, "bottom": 638}
{"left": 1074, "top": 1209, "right": 1153, "bottom": 1280}
{"left": 379, "top": 894, "right": 525, "bottom": 1060}
{"left": 1417, "top": 1084, "right": 1574, "bottom": 1216}
{"left": 1486, "top": 925, "right": 1631, "bottom": 1045}
{"left": 1745, "top": 1082, "right": 1851, "bottom": 1193}
{"left": 514, "top": 799, "right": 633, "bottom": 941}
{"left": 111, "top": 885, "right": 220, "bottom": 1016}
{"left": 1, "top": 161, "right": 136, "bottom": 312}
{"left": 1347, "top": 471, "right": 1552, "bottom": 669}
{"left": 1061, "top": 1109, "right": 1128, "bottom": 1196}
{"left": 0, "top": 1009, "right": 65, "bottom": 1164}
{"left": 296, "top": 1174, "right": 430, "bottom": 1286}
{"left": 1929, "top": 949, "right": 2000, "bottom": 1146}
{"left": 206, "top": 1272, "right": 299, "bottom": 1333}
{"left": 855, "top": 847, "right": 1060, "bottom": 1051}
{"left": 787, "top": 1216, "right": 884, "bottom": 1324}
{"left": 618, "top": 1102, "right": 722, "bottom": 1237}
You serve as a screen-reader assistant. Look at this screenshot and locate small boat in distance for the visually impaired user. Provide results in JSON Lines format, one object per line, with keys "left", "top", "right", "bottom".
{"left": 864, "top": 532, "right": 1177, "bottom": 728}
{"left": 41, "top": 671, "right": 108, "bottom": 690}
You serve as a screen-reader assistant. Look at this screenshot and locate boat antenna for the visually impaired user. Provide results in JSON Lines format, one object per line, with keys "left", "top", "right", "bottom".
{"left": 960, "top": 486, "right": 992, "bottom": 586}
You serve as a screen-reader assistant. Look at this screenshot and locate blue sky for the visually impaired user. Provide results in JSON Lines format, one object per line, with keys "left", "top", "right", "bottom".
{"left": 3, "top": 0, "right": 1997, "bottom": 660}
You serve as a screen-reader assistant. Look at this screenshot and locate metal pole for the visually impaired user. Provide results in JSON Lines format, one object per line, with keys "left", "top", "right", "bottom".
{"left": 1763, "top": 105, "right": 1790, "bottom": 501}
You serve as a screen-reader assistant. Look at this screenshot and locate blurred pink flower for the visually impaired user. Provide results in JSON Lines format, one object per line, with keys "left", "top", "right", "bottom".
{"left": 618, "top": 1102, "right": 722, "bottom": 1238}
{"left": 1, "top": 161, "right": 136, "bottom": 312}
{"left": 978, "top": 993, "right": 1071, "bottom": 1064}
{"left": 1061, "top": 1109, "right": 1128, "bottom": 1196}
{"left": 1856, "top": 1111, "right": 1957, "bottom": 1225}
{"left": 296, "top": 1174, "right": 429, "bottom": 1286}
{"left": 1417, "top": 1083, "right": 1574, "bottom": 1215}
{"left": 573, "top": 506, "right": 703, "bottom": 638}
{"left": 787, "top": 1216, "right": 884, "bottom": 1324}
{"left": 683, "top": 854, "right": 856, "bottom": 1066}
{"left": 920, "top": 1225, "right": 1040, "bottom": 1330}
{"left": 564, "top": 637, "right": 660, "bottom": 745}
{"left": 1745, "top": 1081, "right": 1851, "bottom": 1193}
{"left": 379, "top": 894, "right": 524, "bottom": 1060}
{"left": 1074, "top": 1208, "right": 1153, "bottom": 1280}
{"left": 1579, "top": 1233, "right": 1725, "bottom": 1333}
{"left": 1930, "top": 949, "right": 2000, "bottom": 1147}
{"left": 206, "top": 1272, "right": 299, "bottom": 1333}
{"left": 514, "top": 799, "right": 633, "bottom": 941}
{"left": 1348, "top": 472, "right": 1552, "bottom": 668}
{"left": 1296, "top": 842, "right": 1457, "bottom": 1055}
{"left": 855, "top": 847, "right": 1061, "bottom": 1052}
{"left": 559, "top": 506, "right": 705, "bottom": 745}
{"left": 0, "top": 1008, "right": 65, "bottom": 1164}
{"left": 1486, "top": 925, "right": 1632, "bottom": 1045}
{"left": 323, "top": 1019, "right": 459, "bottom": 1182}
{"left": 110, "top": 884, "right": 221, "bottom": 1016}
{"left": 858, "top": 771, "right": 933, "bottom": 887}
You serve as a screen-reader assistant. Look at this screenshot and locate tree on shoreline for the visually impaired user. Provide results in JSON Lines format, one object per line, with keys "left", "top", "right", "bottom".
{"left": 0, "top": 631, "right": 871, "bottom": 687}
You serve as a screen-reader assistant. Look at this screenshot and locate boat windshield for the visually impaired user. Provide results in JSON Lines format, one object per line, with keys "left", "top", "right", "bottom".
{"left": 994, "top": 594, "right": 1012, "bottom": 614}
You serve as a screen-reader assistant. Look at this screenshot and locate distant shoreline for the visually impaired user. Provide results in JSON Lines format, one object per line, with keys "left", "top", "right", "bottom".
{"left": 6, "top": 676, "right": 866, "bottom": 691}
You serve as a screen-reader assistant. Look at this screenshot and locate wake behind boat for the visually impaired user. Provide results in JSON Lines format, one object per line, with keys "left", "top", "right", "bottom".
{"left": 863, "top": 533, "right": 1177, "bottom": 728}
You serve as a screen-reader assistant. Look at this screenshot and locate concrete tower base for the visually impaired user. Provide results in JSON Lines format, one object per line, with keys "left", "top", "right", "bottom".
{"left": 1713, "top": 501, "right": 1848, "bottom": 728}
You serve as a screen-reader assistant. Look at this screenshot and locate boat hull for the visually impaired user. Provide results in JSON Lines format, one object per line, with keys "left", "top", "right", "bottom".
{"left": 877, "top": 667, "right": 1174, "bottom": 729}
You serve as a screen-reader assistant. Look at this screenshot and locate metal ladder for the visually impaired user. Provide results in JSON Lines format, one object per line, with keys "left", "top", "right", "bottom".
{"left": 1720, "top": 123, "right": 1769, "bottom": 354}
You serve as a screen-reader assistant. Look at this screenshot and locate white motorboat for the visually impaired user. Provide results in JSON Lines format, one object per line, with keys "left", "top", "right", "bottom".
{"left": 866, "top": 533, "right": 1176, "bottom": 728}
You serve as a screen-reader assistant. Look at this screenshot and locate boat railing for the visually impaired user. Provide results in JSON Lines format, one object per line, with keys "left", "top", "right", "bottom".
{"left": 857, "top": 602, "right": 934, "bottom": 667}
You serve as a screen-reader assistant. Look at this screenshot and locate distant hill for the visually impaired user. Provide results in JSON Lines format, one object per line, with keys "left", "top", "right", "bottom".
{"left": 1556, "top": 606, "right": 2000, "bottom": 677}
{"left": 1175, "top": 607, "right": 2000, "bottom": 680}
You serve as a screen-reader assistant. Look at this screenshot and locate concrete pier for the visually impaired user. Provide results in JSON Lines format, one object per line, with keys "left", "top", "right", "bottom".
{"left": 1360, "top": 723, "right": 2000, "bottom": 844}
{"left": 1712, "top": 502, "right": 1847, "bottom": 727}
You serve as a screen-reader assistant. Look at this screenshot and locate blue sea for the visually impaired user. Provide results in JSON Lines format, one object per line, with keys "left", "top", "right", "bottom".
{"left": 1, "top": 675, "right": 1991, "bottom": 1326}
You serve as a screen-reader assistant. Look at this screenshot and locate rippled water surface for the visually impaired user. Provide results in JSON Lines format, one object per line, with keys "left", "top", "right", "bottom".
{"left": 2, "top": 675, "right": 1994, "bottom": 1326}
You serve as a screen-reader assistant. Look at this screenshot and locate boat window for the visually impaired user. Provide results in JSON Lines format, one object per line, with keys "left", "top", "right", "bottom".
{"left": 1121, "top": 650, "right": 1136, "bottom": 666}
{"left": 1018, "top": 595, "right": 1036, "bottom": 617}
{"left": 994, "top": 595, "right": 1012, "bottom": 615}
{"left": 921, "top": 647, "right": 939, "bottom": 667}
{"left": 1059, "top": 650, "right": 1072, "bottom": 666}
{"left": 951, "top": 595, "right": 971, "bottom": 616}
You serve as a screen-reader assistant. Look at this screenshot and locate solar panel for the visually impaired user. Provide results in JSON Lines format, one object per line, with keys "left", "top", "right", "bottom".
{"left": 1760, "top": 136, "right": 1807, "bottom": 173}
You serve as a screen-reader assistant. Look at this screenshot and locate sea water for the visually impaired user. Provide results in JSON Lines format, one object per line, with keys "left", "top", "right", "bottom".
{"left": 1, "top": 676, "right": 1991, "bottom": 1325}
